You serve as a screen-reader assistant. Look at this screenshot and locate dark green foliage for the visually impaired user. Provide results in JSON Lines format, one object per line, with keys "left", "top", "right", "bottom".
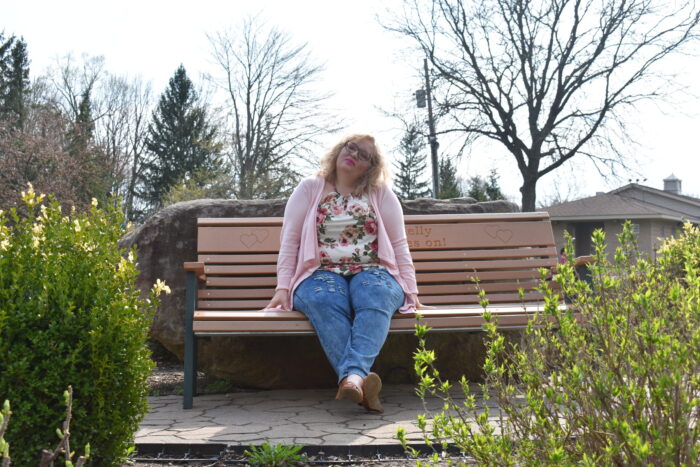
{"left": 402, "top": 222, "right": 700, "bottom": 465}
{"left": 465, "top": 169, "right": 505, "bottom": 201}
{"left": 393, "top": 122, "right": 432, "bottom": 200}
{"left": 0, "top": 187, "right": 164, "bottom": 465}
{"left": 141, "top": 65, "right": 222, "bottom": 209}
{"left": 1, "top": 388, "right": 91, "bottom": 466}
{"left": 0, "top": 35, "right": 30, "bottom": 130}
{"left": 437, "top": 156, "right": 461, "bottom": 199}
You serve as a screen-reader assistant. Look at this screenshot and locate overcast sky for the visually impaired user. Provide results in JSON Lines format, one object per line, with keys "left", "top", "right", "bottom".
{"left": 4, "top": 0, "right": 700, "bottom": 203}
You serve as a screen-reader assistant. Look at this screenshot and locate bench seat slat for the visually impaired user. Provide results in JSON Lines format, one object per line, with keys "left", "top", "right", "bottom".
{"left": 413, "top": 258, "right": 556, "bottom": 272}
{"left": 192, "top": 312, "right": 571, "bottom": 334}
{"left": 203, "top": 258, "right": 556, "bottom": 275}
{"left": 206, "top": 277, "right": 277, "bottom": 287}
{"left": 196, "top": 291, "right": 547, "bottom": 309}
{"left": 205, "top": 264, "right": 276, "bottom": 274}
{"left": 410, "top": 247, "right": 556, "bottom": 261}
{"left": 199, "top": 288, "right": 276, "bottom": 299}
{"left": 193, "top": 304, "right": 557, "bottom": 321}
{"left": 415, "top": 270, "right": 545, "bottom": 282}
{"left": 204, "top": 271, "right": 548, "bottom": 287}
{"left": 196, "top": 281, "right": 542, "bottom": 300}
{"left": 199, "top": 254, "right": 278, "bottom": 264}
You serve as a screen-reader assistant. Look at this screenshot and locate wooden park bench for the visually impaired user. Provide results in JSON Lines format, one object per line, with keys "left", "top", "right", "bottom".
{"left": 183, "top": 211, "right": 563, "bottom": 409}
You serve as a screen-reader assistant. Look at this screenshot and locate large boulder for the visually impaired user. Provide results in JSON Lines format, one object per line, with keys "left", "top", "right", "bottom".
{"left": 120, "top": 196, "right": 520, "bottom": 389}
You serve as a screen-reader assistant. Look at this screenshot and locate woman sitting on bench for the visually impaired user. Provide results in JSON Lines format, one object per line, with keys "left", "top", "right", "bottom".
{"left": 264, "top": 134, "right": 426, "bottom": 413}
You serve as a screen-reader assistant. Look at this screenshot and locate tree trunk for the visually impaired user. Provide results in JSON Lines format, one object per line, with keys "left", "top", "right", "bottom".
{"left": 520, "top": 180, "right": 538, "bottom": 212}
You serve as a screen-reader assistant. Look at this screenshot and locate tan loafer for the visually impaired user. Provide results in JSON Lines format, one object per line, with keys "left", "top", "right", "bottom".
{"left": 360, "top": 372, "right": 384, "bottom": 413}
{"left": 335, "top": 377, "right": 363, "bottom": 403}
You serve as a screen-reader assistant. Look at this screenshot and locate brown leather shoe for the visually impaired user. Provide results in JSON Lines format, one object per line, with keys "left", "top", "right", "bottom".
{"left": 360, "top": 372, "right": 384, "bottom": 413}
{"left": 335, "top": 377, "right": 363, "bottom": 403}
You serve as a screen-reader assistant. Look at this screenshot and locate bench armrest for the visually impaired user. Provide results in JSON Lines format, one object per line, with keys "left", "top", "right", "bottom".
{"left": 184, "top": 262, "right": 206, "bottom": 281}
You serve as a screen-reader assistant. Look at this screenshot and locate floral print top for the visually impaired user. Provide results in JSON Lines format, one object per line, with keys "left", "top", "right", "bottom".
{"left": 316, "top": 190, "right": 384, "bottom": 276}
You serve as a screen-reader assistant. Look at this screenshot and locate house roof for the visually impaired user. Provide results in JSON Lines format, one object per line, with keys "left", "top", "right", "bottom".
{"left": 544, "top": 183, "right": 700, "bottom": 223}
{"left": 610, "top": 183, "right": 700, "bottom": 208}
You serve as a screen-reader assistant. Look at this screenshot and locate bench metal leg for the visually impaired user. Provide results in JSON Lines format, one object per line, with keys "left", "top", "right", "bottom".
{"left": 183, "top": 271, "right": 197, "bottom": 409}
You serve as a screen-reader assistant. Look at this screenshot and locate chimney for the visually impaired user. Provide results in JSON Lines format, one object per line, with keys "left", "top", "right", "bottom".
{"left": 663, "top": 174, "right": 681, "bottom": 195}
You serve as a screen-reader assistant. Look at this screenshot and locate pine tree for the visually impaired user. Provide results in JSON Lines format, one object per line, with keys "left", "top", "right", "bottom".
{"left": 393, "top": 122, "right": 432, "bottom": 200}
{"left": 141, "top": 65, "right": 221, "bottom": 210}
{"left": 466, "top": 169, "right": 505, "bottom": 201}
{"left": 437, "top": 156, "right": 462, "bottom": 199}
{"left": 0, "top": 32, "right": 13, "bottom": 110}
{"left": 485, "top": 169, "right": 505, "bottom": 200}
{"left": 1, "top": 37, "right": 30, "bottom": 129}
{"left": 66, "top": 89, "right": 95, "bottom": 156}
{"left": 65, "top": 89, "right": 112, "bottom": 203}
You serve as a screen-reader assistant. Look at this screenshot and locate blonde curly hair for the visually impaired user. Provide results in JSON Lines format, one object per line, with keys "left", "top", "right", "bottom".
{"left": 317, "top": 134, "right": 390, "bottom": 195}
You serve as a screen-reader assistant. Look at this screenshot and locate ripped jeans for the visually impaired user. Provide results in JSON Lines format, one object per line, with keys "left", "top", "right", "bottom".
{"left": 293, "top": 269, "right": 405, "bottom": 383}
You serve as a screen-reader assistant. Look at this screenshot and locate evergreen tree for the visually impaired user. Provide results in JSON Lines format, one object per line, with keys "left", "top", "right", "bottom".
{"left": 66, "top": 89, "right": 95, "bottom": 156}
{"left": 437, "top": 156, "right": 462, "bottom": 199}
{"left": 0, "top": 37, "right": 30, "bottom": 129}
{"left": 466, "top": 169, "right": 506, "bottom": 201}
{"left": 64, "top": 88, "right": 111, "bottom": 204}
{"left": 393, "top": 122, "right": 432, "bottom": 200}
{"left": 0, "top": 32, "right": 13, "bottom": 109}
{"left": 141, "top": 65, "right": 221, "bottom": 209}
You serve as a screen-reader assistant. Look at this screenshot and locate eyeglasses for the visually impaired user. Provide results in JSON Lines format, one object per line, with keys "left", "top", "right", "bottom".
{"left": 344, "top": 141, "right": 372, "bottom": 162}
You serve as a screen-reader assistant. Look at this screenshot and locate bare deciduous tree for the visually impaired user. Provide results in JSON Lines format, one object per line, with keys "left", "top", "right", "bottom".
{"left": 387, "top": 0, "right": 700, "bottom": 211}
{"left": 45, "top": 55, "right": 154, "bottom": 219}
{"left": 208, "top": 17, "right": 342, "bottom": 199}
{"left": 49, "top": 53, "right": 106, "bottom": 123}
{"left": 96, "top": 75, "right": 152, "bottom": 220}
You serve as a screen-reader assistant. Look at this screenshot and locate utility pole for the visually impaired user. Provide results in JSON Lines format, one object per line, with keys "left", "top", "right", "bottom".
{"left": 423, "top": 59, "right": 439, "bottom": 197}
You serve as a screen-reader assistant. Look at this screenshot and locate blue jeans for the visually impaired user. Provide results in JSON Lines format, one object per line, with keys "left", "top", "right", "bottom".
{"left": 293, "top": 269, "right": 405, "bottom": 383}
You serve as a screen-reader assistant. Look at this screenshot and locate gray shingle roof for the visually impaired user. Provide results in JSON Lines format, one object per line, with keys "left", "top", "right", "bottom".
{"left": 543, "top": 184, "right": 700, "bottom": 222}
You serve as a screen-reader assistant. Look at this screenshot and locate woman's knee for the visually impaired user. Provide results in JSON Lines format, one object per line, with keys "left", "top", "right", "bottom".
{"left": 294, "top": 271, "right": 351, "bottom": 315}
{"left": 349, "top": 269, "right": 405, "bottom": 312}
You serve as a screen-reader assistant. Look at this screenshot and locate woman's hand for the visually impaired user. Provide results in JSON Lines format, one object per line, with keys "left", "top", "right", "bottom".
{"left": 409, "top": 293, "right": 437, "bottom": 310}
{"left": 263, "top": 289, "right": 289, "bottom": 311}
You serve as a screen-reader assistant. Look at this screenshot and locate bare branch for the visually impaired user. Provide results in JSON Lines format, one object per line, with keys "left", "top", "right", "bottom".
{"left": 207, "top": 17, "right": 342, "bottom": 199}
{"left": 385, "top": 0, "right": 700, "bottom": 210}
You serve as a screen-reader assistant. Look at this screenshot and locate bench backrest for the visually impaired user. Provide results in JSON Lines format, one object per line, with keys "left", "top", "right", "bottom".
{"left": 194, "top": 212, "right": 558, "bottom": 311}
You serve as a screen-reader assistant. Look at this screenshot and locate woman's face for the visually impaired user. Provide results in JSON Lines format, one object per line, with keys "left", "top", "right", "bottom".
{"left": 336, "top": 138, "right": 375, "bottom": 181}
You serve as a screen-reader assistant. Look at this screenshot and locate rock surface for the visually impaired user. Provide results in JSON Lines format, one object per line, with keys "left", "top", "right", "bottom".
{"left": 120, "top": 196, "right": 520, "bottom": 389}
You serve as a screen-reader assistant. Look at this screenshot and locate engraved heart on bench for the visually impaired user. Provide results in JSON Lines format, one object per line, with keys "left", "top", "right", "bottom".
{"left": 485, "top": 225, "right": 513, "bottom": 243}
{"left": 240, "top": 229, "right": 270, "bottom": 249}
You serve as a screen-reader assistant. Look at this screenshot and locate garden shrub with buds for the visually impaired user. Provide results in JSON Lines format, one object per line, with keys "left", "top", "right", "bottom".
{"left": 401, "top": 222, "right": 700, "bottom": 465}
{"left": 0, "top": 186, "right": 167, "bottom": 466}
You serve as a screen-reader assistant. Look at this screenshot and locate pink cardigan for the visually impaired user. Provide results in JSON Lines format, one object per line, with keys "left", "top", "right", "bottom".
{"left": 275, "top": 176, "right": 418, "bottom": 313}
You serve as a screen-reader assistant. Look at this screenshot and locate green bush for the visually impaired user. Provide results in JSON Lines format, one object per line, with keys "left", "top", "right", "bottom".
{"left": 244, "top": 442, "right": 307, "bottom": 467}
{"left": 1, "top": 387, "right": 91, "bottom": 466}
{"left": 0, "top": 185, "right": 167, "bottom": 466}
{"left": 401, "top": 222, "right": 700, "bottom": 465}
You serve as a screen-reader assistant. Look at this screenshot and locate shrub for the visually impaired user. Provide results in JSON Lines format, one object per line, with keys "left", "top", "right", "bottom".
{"left": 1, "top": 387, "right": 91, "bottom": 466}
{"left": 244, "top": 442, "right": 307, "bottom": 467}
{"left": 401, "top": 222, "right": 700, "bottom": 465}
{"left": 0, "top": 185, "right": 167, "bottom": 465}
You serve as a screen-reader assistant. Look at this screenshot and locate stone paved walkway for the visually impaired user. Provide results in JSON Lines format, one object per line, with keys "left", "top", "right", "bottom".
{"left": 136, "top": 384, "right": 498, "bottom": 446}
